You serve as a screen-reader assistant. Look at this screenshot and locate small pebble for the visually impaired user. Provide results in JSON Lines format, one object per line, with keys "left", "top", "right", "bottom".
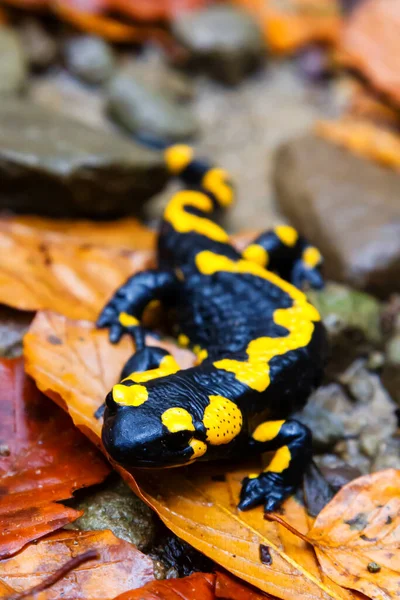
{"left": 63, "top": 35, "right": 115, "bottom": 85}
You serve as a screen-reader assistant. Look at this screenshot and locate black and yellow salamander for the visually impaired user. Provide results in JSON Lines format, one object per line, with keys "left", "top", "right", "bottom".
{"left": 97, "top": 145, "right": 328, "bottom": 512}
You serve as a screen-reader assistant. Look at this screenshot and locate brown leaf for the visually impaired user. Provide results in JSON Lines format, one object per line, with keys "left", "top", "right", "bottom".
{"left": 0, "top": 216, "right": 155, "bottom": 320}
{"left": 340, "top": 0, "right": 400, "bottom": 106}
{"left": 308, "top": 469, "right": 400, "bottom": 600}
{"left": 114, "top": 573, "right": 215, "bottom": 600}
{"left": 0, "top": 529, "right": 154, "bottom": 600}
{"left": 233, "top": 0, "right": 341, "bottom": 54}
{"left": 0, "top": 357, "right": 110, "bottom": 559}
{"left": 24, "top": 312, "right": 356, "bottom": 600}
{"left": 316, "top": 118, "right": 400, "bottom": 170}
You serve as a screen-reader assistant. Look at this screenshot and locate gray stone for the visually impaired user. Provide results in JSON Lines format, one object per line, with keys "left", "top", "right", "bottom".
{"left": 19, "top": 19, "right": 58, "bottom": 70}
{"left": 274, "top": 134, "right": 400, "bottom": 297}
{"left": 63, "top": 36, "right": 115, "bottom": 85}
{"left": 172, "top": 5, "right": 265, "bottom": 85}
{"left": 70, "top": 477, "right": 156, "bottom": 551}
{"left": 0, "top": 25, "right": 27, "bottom": 95}
{"left": 106, "top": 71, "right": 198, "bottom": 142}
{"left": 0, "top": 100, "right": 167, "bottom": 217}
{"left": 295, "top": 398, "right": 346, "bottom": 451}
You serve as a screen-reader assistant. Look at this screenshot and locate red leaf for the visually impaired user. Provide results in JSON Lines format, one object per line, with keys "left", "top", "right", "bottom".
{"left": 0, "top": 358, "right": 110, "bottom": 559}
{"left": 114, "top": 573, "right": 215, "bottom": 600}
{"left": 0, "top": 530, "right": 154, "bottom": 600}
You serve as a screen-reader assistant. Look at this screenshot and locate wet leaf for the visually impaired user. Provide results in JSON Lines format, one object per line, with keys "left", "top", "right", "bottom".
{"left": 234, "top": 0, "right": 341, "bottom": 54}
{"left": 0, "top": 357, "right": 109, "bottom": 559}
{"left": 340, "top": 0, "right": 400, "bottom": 105}
{"left": 0, "top": 216, "right": 155, "bottom": 320}
{"left": 25, "top": 313, "right": 355, "bottom": 600}
{"left": 316, "top": 118, "right": 400, "bottom": 171}
{"left": 114, "top": 572, "right": 215, "bottom": 600}
{"left": 0, "top": 529, "right": 154, "bottom": 600}
{"left": 308, "top": 469, "right": 400, "bottom": 599}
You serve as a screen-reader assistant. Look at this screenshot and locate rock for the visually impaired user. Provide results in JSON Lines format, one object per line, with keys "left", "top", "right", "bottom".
{"left": 121, "top": 50, "right": 194, "bottom": 102}
{"left": 308, "top": 282, "right": 382, "bottom": 344}
{"left": 19, "top": 19, "right": 58, "bottom": 70}
{"left": 381, "top": 364, "right": 400, "bottom": 407}
{"left": 0, "top": 306, "right": 33, "bottom": 358}
{"left": 0, "top": 25, "right": 27, "bottom": 96}
{"left": 372, "top": 437, "right": 400, "bottom": 471}
{"left": 106, "top": 70, "right": 198, "bottom": 143}
{"left": 386, "top": 334, "right": 400, "bottom": 365}
{"left": 334, "top": 439, "right": 371, "bottom": 474}
{"left": 274, "top": 135, "right": 400, "bottom": 297}
{"left": 295, "top": 397, "right": 346, "bottom": 451}
{"left": 0, "top": 100, "right": 167, "bottom": 217}
{"left": 63, "top": 36, "right": 115, "bottom": 85}
{"left": 70, "top": 477, "right": 156, "bottom": 551}
{"left": 172, "top": 5, "right": 265, "bottom": 85}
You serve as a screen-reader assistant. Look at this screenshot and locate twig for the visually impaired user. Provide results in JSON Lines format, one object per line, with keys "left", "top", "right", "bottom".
{"left": 264, "top": 513, "right": 312, "bottom": 545}
{"left": 8, "top": 549, "right": 99, "bottom": 600}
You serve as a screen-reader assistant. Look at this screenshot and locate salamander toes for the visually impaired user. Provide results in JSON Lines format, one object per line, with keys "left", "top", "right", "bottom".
{"left": 238, "top": 473, "right": 297, "bottom": 512}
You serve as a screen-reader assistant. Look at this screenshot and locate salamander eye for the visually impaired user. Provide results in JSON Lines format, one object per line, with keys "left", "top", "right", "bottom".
{"left": 166, "top": 430, "right": 192, "bottom": 451}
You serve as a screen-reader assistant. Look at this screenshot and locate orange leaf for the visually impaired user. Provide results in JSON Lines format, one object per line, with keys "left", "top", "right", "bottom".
{"left": 114, "top": 572, "right": 215, "bottom": 600}
{"left": 0, "top": 216, "right": 155, "bottom": 321}
{"left": 307, "top": 469, "right": 400, "bottom": 600}
{"left": 340, "top": 0, "right": 400, "bottom": 106}
{"left": 316, "top": 118, "right": 400, "bottom": 171}
{"left": 24, "top": 313, "right": 356, "bottom": 600}
{"left": 0, "top": 529, "right": 154, "bottom": 600}
{"left": 0, "top": 357, "right": 109, "bottom": 559}
{"left": 233, "top": 0, "right": 341, "bottom": 54}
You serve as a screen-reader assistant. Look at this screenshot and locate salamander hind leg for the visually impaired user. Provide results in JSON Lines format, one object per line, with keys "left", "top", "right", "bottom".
{"left": 238, "top": 419, "right": 312, "bottom": 512}
{"left": 242, "top": 226, "right": 324, "bottom": 290}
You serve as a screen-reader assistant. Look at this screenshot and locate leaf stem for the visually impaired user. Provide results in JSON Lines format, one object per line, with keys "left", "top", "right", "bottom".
{"left": 265, "top": 513, "right": 312, "bottom": 545}
{"left": 8, "top": 549, "right": 99, "bottom": 600}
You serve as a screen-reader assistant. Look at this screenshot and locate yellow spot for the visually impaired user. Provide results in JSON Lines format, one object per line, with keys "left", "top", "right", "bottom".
{"left": 248, "top": 473, "right": 258, "bottom": 479}
{"left": 265, "top": 446, "right": 291, "bottom": 473}
{"left": 189, "top": 438, "right": 207, "bottom": 459}
{"left": 242, "top": 244, "right": 269, "bottom": 267}
{"left": 196, "top": 349, "right": 208, "bottom": 364}
{"left": 112, "top": 383, "right": 148, "bottom": 407}
{"left": 119, "top": 312, "right": 139, "bottom": 327}
{"left": 193, "top": 345, "right": 201, "bottom": 355}
{"left": 161, "top": 407, "right": 195, "bottom": 433}
{"left": 252, "top": 420, "right": 285, "bottom": 443}
{"left": 303, "top": 247, "right": 322, "bottom": 269}
{"left": 164, "top": 144, "right": 193, "bottom": 174}
{"left": 275, "top": 225, "right": 298, "bottom": 247}
{"left": 195, "top": 251, "right": 320, "bottom": 392}
{"left": 124, "top": 355, "right": 180, "bottom": 384}
{"left": 178, "top": 334, "right": 190, "bottom": 347}
{"left": 164, "top": 191, "right": 229, "bottom": 243}
{"left": 202, "top": 167, "right": 234, "bottom": 208}
{"left": 203, "top": 395, "right": 242, "bottom": 445}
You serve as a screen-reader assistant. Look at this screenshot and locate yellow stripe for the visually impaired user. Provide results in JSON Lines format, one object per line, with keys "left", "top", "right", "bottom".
{"left": 123, "top": 355, "right": 180, "bottom": 384}
{"left": 112, "top": 383, "right": 148, "bottom": 407}
{"left": 164, "top": 191, "right": 229, "bottom": 243}
{"left": 202, "top": 167, "right": 233, "bottom": 208}
{"left": 195, "top": 251, "right": 320, "bottom": 392}
{"left": 242, "top": 244, "right": 269, "bottom": 267}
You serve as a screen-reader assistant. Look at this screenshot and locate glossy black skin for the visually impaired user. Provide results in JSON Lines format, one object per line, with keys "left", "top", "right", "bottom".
{"left": 98, "top": 152, "right": 328, "bottom": 511}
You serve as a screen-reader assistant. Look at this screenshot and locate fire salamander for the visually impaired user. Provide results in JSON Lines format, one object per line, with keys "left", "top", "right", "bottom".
{"left": 97, "top": 145, "right": 328, "bottom": 512}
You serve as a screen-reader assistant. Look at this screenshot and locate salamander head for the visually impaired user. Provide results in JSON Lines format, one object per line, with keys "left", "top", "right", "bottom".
{"left": 102, "top": 384, "right": 208, "bottom": 468}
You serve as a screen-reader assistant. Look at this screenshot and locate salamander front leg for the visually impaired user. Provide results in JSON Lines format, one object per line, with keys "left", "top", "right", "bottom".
{"left": 238, "top": 419, "right": 312, "bottom": 512}
{"left": 97, "top": 269, "right": 179, "bottom": 348}
{"left": 241, "top": 226, "right": 324, "bottom": 290}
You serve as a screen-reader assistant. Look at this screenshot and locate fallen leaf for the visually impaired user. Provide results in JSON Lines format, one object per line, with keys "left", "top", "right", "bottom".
{"left": 316, "top": 118, "right": 400, "bottom": 170}
{"left": 25, "top": 312, "right": 355, "bottom": 600}
{"left": 234, "top": 0, "right": 341, "bottom": 54}
{"left": 214, "top": 570, "right": 271, "bottom": 599}
{"left": 0, "top": 357, "right": 109, "bottom": 559}
{"left": 0, "top": 216, "right": 155, "bottom": 320}
{"left": 0, "top": 529, "right": 154, "bottom": 600}
{"left": 340, "top": 0, "right": 400, "bottom": 106}
{"left": 308, "top": 469, "right": 400, "bottom": 600}
{"left": 114, "top": 573, "right": 215, "bottom": 600}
